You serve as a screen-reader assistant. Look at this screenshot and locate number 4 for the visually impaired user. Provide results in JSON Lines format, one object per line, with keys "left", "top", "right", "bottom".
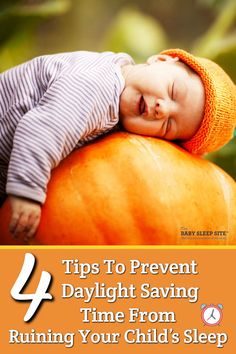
{"left": 11, "top": 253, "right": 53, "bottom": 322}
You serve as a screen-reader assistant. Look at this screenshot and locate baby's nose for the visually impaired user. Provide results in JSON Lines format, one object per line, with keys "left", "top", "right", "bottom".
{"left": 155, "top": 99, "right": 170, "bottom": 120}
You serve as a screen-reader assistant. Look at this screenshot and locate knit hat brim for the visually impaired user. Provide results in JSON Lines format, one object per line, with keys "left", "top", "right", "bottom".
{"left": 161, "top": 48, "right": 236, "bottom": 154}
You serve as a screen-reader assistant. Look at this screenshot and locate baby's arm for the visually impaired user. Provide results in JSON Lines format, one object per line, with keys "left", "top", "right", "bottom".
{"left": 7, "top": 74, "right": 99, "bottom": 238}
{"left": 9, "top": 195, "right": 41, "bottom": 240}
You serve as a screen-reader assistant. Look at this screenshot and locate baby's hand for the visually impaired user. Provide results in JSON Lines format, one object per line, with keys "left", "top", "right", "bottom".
{"left": 9, "top": 195, "right": 41, "bottom": 241}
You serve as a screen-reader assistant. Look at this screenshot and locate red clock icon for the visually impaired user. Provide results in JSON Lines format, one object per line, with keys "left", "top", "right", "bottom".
{"left": 201, "top": 304, "right": 223, "bottom": 326}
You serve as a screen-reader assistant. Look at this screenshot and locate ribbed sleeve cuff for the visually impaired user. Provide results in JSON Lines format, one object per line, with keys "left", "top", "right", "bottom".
{"left": 6, "top": 183, "right": 46, "bottom": 204}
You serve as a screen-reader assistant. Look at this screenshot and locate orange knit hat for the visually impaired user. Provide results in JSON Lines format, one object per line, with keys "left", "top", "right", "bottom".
{"left": 161, "top": 48, "right": 236, "bottom": 154}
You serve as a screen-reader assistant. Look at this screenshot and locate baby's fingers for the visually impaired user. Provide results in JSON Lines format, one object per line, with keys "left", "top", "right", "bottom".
{"left": 11, "top": 213, "right": 29, "bottom": 238}
{"left": 9, "top": 212, "right": 21, "bottom": 237}
{"left": 24, "top": 213, "right": 41, "bottom": 241}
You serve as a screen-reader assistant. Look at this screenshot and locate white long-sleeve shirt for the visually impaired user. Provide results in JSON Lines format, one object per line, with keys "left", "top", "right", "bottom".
{"left": 0, "top": 51, "right": 133, "bottom": 203}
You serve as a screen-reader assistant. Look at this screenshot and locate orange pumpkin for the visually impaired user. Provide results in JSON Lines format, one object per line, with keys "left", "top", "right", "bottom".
{"left": 0, "top": 132, "right": 235, "bottom": 245}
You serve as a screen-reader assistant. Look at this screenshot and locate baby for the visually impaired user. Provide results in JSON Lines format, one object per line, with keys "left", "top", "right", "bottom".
{"left": 0, "top": 48, "right": 235, "bottom": 239}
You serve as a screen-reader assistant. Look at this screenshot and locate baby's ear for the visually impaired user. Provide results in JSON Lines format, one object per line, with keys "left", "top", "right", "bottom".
{"left": 147, "top": 54, "right": 179, "bottom": 64}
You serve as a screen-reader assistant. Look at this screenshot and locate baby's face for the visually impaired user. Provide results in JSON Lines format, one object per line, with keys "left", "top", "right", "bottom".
{"left": 119, "top": 56, "right": 205, "bottom": 141}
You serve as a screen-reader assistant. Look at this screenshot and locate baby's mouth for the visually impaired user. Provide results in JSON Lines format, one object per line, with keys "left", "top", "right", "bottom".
{"left": 139, "top": 96, "right": 146, "bottom": 115}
